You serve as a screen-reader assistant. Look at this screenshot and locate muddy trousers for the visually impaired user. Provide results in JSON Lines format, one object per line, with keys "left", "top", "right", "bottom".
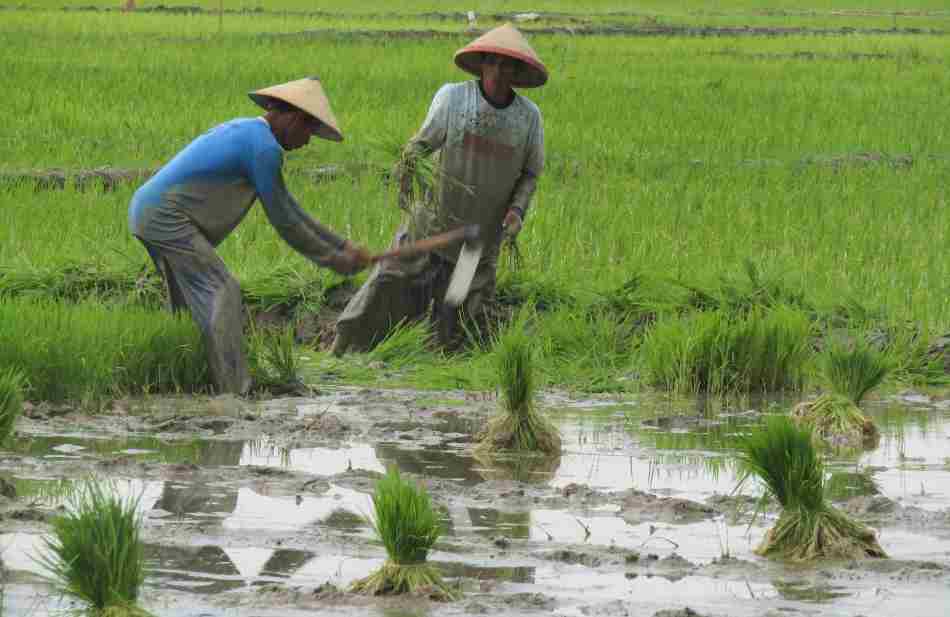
{"left": 136, "top": 233, "right": 250, "bottom": 395}
{"left": 332, "top": 250, "right": 495, "bottom": 356}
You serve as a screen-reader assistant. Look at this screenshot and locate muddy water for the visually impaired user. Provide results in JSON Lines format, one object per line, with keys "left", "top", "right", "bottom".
{"left": 2, "top": 389, "right": 949, "bottom": 616}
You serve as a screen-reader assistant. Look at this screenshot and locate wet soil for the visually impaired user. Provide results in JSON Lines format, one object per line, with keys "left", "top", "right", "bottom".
{"left": 2, "top": 388, "right": 950, "bottom": 616}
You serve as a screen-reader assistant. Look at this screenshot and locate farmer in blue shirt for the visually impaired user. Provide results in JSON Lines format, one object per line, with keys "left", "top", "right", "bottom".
{"left": 129, "top": 77, "right": 371, "bottom": 395}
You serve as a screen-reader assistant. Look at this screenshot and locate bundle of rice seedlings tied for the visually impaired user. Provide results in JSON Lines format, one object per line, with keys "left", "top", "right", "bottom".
{"left": 350, "top": 467, "right": 458, "bottom": 600}
{"left": 474, "top": 325, "right": 561, "bottom": 456}
{"left": 37, "top": 480, "right": 154, "bottom": 616}
{"left": 736, "top": 416, "right": 886, "bottom": 562}
{"left": 792, "top": 338, "right": 891, "bottom": 448}
{"left": 0, "top": 367, "right": 26, "bottom": 447}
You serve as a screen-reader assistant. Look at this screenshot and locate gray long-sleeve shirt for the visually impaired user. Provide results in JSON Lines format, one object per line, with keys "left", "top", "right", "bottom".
{"left": 403, "top": 80, "right": 544, "bottom": 263}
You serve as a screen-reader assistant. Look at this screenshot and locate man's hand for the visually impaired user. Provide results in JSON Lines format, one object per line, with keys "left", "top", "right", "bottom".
{"left": 333, "top": 241, "right": 373, "bottom": 275}
{"left": 502, "top": 209, "right": 523, "bottom": 236}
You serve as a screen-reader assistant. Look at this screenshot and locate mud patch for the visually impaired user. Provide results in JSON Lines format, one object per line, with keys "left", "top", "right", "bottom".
{"left": 619, "top": 490, "right": 716, "bottom": 525}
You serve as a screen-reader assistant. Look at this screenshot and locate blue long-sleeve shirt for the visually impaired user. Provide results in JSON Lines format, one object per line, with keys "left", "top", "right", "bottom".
{"left": 129, "top": 117, "right": 345, "bottom": 267}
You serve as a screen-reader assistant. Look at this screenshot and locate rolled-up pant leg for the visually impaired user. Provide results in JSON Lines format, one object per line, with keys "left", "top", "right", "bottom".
{"left": 137, "top": 234, "right": 250, "bottom": 395}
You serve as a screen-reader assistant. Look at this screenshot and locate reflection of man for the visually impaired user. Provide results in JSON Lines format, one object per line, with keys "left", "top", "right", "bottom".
{"left": 153, "top": 440, "right": 244, "bottom": 518}
{"left": 129, "top": 77, "right": 371, "bottom": 394}
{"left": 333, "top": 23, "right": 547, "bottom": 353}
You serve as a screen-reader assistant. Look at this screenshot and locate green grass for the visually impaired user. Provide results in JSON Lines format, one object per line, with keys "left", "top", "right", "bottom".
{"left": 37, "top": 480, "right": 152, "bottom": 615}
{"left": 0, "top": 298, "right": 208, "bottom": 404}
{"left": 640, "top": 305, "right": 812, "bottom": 394}
{"left": 736, "top": 416, "right": 886, "bottom": 561}
{"left": 1, "top": 8, "right": 949, "bottom": 399}
{"left": 246, "top": 322, "right": 304, "bottom": 392}
{"left": 350, "top": 467, "right": 457, "bottom": 600}
{"left": 368, "top": 319, "right": 435, "bottom": 369}
{"left": 475, "top": 321, "right": 562, "bottom": 455}
{"left": 0, "top": 367, "right": 26, "bottom": 447}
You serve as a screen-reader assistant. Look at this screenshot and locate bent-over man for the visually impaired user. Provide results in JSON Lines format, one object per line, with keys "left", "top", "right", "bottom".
{"left": 129, "top": 77, "right": 371, "bottom": 394}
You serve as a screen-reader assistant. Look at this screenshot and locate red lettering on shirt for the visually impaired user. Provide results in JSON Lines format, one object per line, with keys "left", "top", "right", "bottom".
{"left": 462, "top": 131, "right": 515, "bottom": 160}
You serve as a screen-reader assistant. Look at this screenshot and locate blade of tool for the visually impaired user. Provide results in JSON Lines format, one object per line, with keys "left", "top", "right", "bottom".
{"left": 443, "top": 240, "right": 482, "bottom": 308}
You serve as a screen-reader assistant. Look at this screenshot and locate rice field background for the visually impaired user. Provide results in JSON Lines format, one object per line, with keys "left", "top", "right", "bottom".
{"left": 2, "top": 1, "right": 949, "bottom": 398}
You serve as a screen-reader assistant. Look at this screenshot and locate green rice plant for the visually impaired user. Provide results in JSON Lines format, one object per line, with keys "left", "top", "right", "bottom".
{"left": 475, "top": 324, "right": 561, "bottom": 455}
{"left": 735, "top": 416, "right": 886, "bottom": 562}
{"left": 677, "top": 258, "right": 814, "bottom": 317}
{"left": 368, "top": 318, "right": 434, "bottom": 369}
{"left": 640, "top": 305, "right": 812, "bottom": 395}
{"left": 792, "top": 339, "right": 891, "bottom": 447}
{"left": 37, "top": 480, "right": 154, "bottom": 616}
{"left": 0, "top": 298, "right": 208, "bottom": 405}
{"left": 246, "top": 322, "right": 304, "bottom": 393}
{"left": 0, "top": 367, "right": 26, "bottom": 447}
{"left": 350, "top": 467, "right": 457, "bottom": 600}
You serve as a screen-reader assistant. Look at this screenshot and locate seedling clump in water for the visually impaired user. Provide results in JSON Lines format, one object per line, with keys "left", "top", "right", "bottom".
{"left": 350, "top": 467, "right": 458, "bottom": 600}
{"left": 792, "top": 339, "right": 890, "bottom": 448}
{"left": 37, "top": 481, "right": 153, "bottom": 616}
{"left": 736, "top": 416, "right": 886, "bottom": 562}
{"left": 475, "top": 326, "right": 561, "bottom": 456}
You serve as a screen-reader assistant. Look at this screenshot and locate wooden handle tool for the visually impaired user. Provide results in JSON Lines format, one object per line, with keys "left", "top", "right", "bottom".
{"left": 370, "top": 224, "right": 480, "bottom": 263}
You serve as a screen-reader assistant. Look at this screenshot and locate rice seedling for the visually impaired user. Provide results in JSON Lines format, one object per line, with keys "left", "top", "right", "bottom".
{"left": 735, "top": 416, "right": 886, "bottom": 562}
{"left": 475, "top": 323, "right": 561, "bottom": 455}
{"left": 640, "top": 305, "right": 812, "bottom": 395}
{"left": 350, "top": 467, "right": 458, "bottom": 600}
{"left": 677, "top": 258, "right": 814, "bottom": 317}
{"left": 246, "top": 322, "right": 306, "bottom": 394}
{"left": 0, "top": 367, "right": 25, "bottom": 447}
{"left": 37, "top": 480, "right": 154, "bottom": 616}
{"left": 367, "top": 318, "right": 434, "bottom": 369}
{"left": 792, "top": 339, "right": 891, "bottom": 447}
{"left": 0, "top": 298, "right": 208, "bottom": 405}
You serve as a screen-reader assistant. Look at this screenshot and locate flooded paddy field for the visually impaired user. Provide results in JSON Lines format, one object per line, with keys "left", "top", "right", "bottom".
{"left": 3, "top": 388, "right": 949, "bottom": 616}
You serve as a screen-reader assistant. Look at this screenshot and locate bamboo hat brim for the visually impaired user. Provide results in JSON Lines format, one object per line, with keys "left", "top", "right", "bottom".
{"left": 248, "top": 76, "right": 344, "bottom": 142}
{"left": 454, "top": 23, "right": 548, "bottom": 88}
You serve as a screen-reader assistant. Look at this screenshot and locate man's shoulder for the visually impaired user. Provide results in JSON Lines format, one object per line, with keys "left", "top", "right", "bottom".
{"left": 433, "top": 80, "right": 477, "bottom": 100}
{"left": 514, "top": 93, "right": 542, "bottom": 118}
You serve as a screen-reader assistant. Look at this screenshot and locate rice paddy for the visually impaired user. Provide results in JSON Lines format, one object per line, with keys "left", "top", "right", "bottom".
{"left": 1, "top": 2, "right": 949, "bottom": 616}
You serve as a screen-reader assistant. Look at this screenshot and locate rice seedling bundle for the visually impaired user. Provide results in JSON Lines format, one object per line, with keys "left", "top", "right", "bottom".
{"left": 792, "top": 340, "right": 890, "bottom": 447}
{"left": 736, "top": 416, "right": 886, "bottom": 562}
{"left": 475, "top": 326, "right": 561, "bottom": 455}
{"left": 350, "top": 467, "right": 458, "bottom": 600}
{"left": 37, "top": 481, "right": 154, "bottom": 616}
{"left": 0, "top": 367, "right": 25, "bottom": 447}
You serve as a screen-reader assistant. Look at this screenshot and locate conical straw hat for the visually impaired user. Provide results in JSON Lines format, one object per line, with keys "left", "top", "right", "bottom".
{"left": 454, "top": 23, "right": 548, "bottom": 88}
{"left": 248, "top": 76, "right": 343, "bottom": 142}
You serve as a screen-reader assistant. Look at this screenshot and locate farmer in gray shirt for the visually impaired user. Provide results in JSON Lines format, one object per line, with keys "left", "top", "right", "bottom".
{"left": 333, "top": 23, "right": 546, "bottom": 354}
